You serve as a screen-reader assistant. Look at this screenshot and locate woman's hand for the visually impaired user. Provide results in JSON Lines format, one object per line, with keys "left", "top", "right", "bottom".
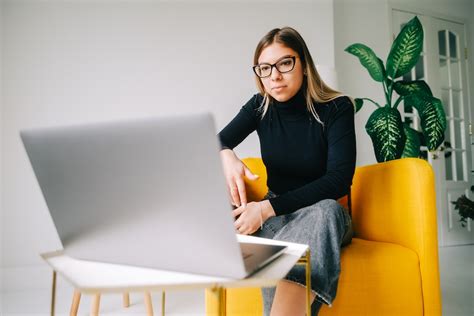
{"left": 220, "top": 149, "right": 259, "bottom": 207}
{"left": 233, "top": 200, "right": 276, "bottom": 235}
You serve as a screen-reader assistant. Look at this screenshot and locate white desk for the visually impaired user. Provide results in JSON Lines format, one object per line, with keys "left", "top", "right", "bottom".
{"left": 42, "top": 235, "right": 311, "bottom": 316}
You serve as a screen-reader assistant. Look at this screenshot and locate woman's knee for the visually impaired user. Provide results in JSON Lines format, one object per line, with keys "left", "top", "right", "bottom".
{"left": 317, "top": 199, "right": 341, "bottom": 211}
{"left": 301, "top": 199, "right": 342, "bottom": 219}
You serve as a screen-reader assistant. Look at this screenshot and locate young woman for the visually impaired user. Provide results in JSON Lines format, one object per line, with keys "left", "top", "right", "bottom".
{"left": 218, "top": 27, "right": 356, "bottom": 316}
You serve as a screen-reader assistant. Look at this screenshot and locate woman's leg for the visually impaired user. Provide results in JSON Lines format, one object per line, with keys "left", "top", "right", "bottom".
{"left": 270, "top": 280, "right": 317, "bottom": 316}
{"left": 270, "top": 199, "right": 351, "bottom": 315}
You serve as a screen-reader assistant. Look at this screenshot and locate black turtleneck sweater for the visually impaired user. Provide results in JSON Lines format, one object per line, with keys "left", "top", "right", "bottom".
{"left": 218, "top": 90, "right": 356, "bottom": 216}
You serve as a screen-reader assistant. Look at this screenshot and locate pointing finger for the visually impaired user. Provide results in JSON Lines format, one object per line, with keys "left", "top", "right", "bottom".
{"left": 235, "top": 177, "right": 247, "bottom": 207}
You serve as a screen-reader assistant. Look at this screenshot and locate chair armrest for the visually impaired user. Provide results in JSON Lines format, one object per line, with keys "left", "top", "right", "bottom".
{"left": 351, "top": 158, "right": 438, "bottom": 250}
{"left": 241, "top": 157, "right": 269, "bottom": 202}
{"left": 351, "top": 158, "right": 441, "bottom": 315}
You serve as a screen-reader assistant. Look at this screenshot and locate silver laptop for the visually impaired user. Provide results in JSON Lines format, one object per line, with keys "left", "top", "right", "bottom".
{"left": 20, "top": 113, "right": 286, "bottom": 278}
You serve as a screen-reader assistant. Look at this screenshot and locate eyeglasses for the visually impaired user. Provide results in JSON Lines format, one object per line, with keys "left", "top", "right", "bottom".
{"left": 253, "top": 56, "right": 297, "bottom": 78}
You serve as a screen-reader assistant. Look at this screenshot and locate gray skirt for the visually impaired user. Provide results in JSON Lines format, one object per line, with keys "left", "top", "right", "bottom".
{"left": 253, "top": 191, "right": 353, "bottom": 315}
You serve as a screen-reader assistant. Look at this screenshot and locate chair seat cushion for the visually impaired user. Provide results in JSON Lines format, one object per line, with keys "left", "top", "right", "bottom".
{"left": 209, "top": 238, "right": 424, "bottom": 316}
{"left": 321, "top": 238, "right": 423, "bottom": 316}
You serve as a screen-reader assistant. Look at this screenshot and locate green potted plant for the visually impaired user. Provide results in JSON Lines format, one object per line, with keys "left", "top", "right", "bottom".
{"left": 452, "top": 187, "right": 474, "bottom": 227}
{"left": 345, "top": 16, "right": 447, "bottom": 162}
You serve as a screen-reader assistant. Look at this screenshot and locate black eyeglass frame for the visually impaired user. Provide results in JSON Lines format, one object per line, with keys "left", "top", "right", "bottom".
{"left": 252, "top": 55, "right": 297, "bottom": 78}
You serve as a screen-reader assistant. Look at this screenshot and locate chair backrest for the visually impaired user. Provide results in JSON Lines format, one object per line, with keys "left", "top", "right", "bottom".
{"left": 350, "top": 157, "right": 441, "bottom": 315}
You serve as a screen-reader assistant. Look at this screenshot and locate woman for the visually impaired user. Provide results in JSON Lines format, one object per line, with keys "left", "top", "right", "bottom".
{"left": 218, "top": 26, "right": 356, "bottom": 316}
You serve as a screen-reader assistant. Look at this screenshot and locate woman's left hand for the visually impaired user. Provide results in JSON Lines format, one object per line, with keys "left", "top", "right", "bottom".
{"left": 233, "top": 200, "right": 276, "bottom": 235}
{"left": 233, "top": 202, "right": 262, "bottom": 235}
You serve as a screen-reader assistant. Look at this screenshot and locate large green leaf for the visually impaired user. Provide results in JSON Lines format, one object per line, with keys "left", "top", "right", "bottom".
{"left": 345, "top": 43, "right": 385, "bottom": 82}
{"left": 394, "top": 80, "right": 432, "bottom": 97}
{"left": 402, "top": 124, "right": 423, "bottom": 158}
{"left": 386, "top": 16, "right": 423, "bottom": 79}
{"left": 365, "top": 107, "right": 406, "bottom": 162}
{"left": 354, "top": 98, "right": 363, "bottom": 113}
{"left": 406, "top": 94, "right": 447, "bottom": 150}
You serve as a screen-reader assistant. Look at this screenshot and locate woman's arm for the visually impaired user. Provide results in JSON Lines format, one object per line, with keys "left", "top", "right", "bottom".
{"left": 218, "top": 94, "right": 261, "bottom": 207}
{"left": 218, "top": 94, "right": 261, "bottom": 150}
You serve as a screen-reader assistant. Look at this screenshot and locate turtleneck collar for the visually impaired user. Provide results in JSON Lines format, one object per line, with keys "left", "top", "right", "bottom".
{"left": 272, "top": 88, "right": 307, "bottom": 116}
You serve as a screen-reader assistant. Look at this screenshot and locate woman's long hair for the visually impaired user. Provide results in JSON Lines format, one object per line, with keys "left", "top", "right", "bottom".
{"left": 254, "top": 27, "right": 345, "bottom": 123}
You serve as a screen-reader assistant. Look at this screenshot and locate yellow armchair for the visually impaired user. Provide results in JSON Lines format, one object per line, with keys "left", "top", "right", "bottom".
{"left": 206, "top": 157, "right": 441, "bottom": 316}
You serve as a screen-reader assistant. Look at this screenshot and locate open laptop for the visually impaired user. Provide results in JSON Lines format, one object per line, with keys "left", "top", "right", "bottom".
{"left": 20, "top": 113, "right": 286, "bottom": 279}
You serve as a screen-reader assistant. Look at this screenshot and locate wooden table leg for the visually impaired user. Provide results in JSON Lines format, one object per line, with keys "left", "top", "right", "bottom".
{"left": 145, "top": 292, "right": 154, "bottom": 316}
{"left": 208, "top": 286, "right": 226, "bottom": 316}
{"left": 219, "top": 287, "right": 227, "bottom": 316}
{"left": 123, "top": 293, "right": 130, "bottom": 307}
{"left": 51, "top": 271, "right": 57, "bottom": 316}
{"left": 161, "top": 291, "right": 166, "bottom": 316}
{"left": 70, "top": 290, "right": 81, "bottom": 316}
{"left": 90, "top": 294, "right": 100, "bottom": 316}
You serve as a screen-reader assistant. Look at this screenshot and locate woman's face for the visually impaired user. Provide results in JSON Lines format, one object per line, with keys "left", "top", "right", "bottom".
{"left": 257, "top": 42, "right": 304, "bottom": 102}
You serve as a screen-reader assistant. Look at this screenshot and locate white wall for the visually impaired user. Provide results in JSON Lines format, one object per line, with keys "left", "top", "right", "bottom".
{"left": 471, "top": 0, "right": 474, "bottom": 124}
{"left": 334, "top": 0, "right": 474, "bottom": 167}
{"left": 471, "top": 0, "right": 474, "bottom": 183}
{"left": 334, "top": 0, "right": 391, "bottom": 166}
{"left": 0, "top": 0, "right": 4, "bottom": 300}
{"left": 1, "top": 0, "right": 335, "bottom": 290}
{"left": 390, "top": 0, "right": 473, "bottom": 22}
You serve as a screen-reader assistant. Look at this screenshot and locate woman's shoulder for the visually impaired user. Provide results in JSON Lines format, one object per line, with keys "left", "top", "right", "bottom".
{"left": 241, "top": 93, "right": 265, "bottom": 113}
{"left": 316, "top": 95, "right": 354, "bottom": 116}
{"left": 246, "top": 93, "right": 265, "bottom": 107}
{"left": 326, "top": 95, "right": 353, "bottom": 110}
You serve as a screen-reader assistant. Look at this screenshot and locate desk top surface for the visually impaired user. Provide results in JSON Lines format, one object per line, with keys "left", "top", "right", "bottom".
{"left": 42, "top": 235, "right": 308, "bottom": 294}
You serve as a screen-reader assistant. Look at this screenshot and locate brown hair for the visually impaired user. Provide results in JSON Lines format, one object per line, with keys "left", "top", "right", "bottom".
{"left": 254, "top": 27, "right": 347, "bottom": 123}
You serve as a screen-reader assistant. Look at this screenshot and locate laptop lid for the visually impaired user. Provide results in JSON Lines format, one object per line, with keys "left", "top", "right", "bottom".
{"left": 21, "top": 113, "right": 252, "bottom": 278}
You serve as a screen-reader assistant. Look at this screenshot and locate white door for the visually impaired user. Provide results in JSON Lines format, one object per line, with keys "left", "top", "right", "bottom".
{"left": 392, "top": 10, "right": 473, "bottom": 246}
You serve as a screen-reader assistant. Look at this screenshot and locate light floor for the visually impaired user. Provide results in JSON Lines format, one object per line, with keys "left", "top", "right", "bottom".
{"left": 1, "top": 284, "right": 206, "bottom": 315}
{"left": 438, "top": 244, "right": 474, "bottom": 316}
{"left": 1, "top": 245, "right": 473, "bottom": 315}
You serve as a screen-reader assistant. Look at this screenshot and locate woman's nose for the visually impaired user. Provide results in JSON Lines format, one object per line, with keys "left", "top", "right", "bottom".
{"left": 270, "top": 67, "right": 282, "bottom": 80}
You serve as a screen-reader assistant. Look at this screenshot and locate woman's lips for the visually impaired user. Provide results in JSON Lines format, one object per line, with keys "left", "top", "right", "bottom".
{"left": 272, "top": 86, "right": 286, "bottom": 92}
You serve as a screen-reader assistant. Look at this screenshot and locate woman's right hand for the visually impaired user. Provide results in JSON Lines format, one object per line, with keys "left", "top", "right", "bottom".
{"left": 220, "top": 149, "right": 259, "bottom": 207}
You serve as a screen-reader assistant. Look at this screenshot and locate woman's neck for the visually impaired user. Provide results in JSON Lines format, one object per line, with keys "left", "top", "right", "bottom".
{"left": 272, "top": 89, "right": 307, "bottom": 114}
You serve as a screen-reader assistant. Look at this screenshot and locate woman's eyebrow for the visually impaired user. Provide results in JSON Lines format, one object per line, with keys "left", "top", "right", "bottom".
{"left": 258, "top": 54, "right": 293, "bottom": 65}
